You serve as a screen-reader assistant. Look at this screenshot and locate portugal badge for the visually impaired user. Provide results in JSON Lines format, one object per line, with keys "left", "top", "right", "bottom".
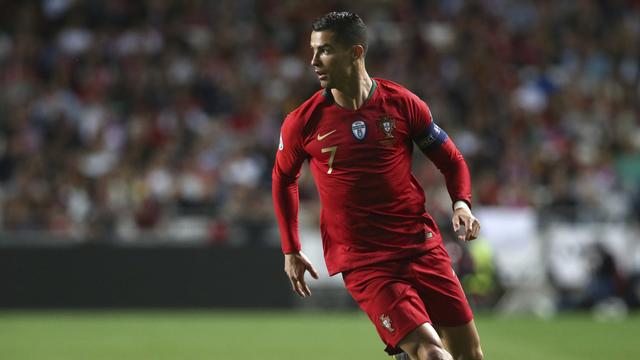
{"left": 377, "top": 115, "right": 396, "bottom": 139}
{"left": 380, "top": 314, "right": 395, "bottom": 333}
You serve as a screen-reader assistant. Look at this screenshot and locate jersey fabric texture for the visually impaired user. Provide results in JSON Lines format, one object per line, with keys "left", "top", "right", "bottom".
{"left": 272, "top": 78, "right": 471, "bottom": 275}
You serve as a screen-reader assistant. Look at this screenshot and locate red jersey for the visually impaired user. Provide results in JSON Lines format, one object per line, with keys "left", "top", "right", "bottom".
{"left": 272, "top": 78, "right": 471, "bottom": 275}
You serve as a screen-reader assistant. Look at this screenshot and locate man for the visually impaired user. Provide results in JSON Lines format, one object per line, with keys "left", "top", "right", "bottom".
{"left": 272, "top": 11, "right": 483, "bottom": 360}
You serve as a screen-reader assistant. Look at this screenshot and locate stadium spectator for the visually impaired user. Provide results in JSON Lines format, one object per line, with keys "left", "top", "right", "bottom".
{"left": 0, "top": 1, "right": 637, "bottom": 262}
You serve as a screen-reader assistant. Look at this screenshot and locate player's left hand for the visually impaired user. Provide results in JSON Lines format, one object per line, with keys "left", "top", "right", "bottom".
{"left": 452, "top": 207, "right": 481, "bottom": 242}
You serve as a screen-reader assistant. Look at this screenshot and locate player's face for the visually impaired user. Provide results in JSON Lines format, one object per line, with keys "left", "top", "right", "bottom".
{"left": 310, "top": 31, "right": 353, "bottom": 89}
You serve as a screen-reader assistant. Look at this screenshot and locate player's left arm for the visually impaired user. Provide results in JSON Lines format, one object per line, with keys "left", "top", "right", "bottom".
{"left": 408, "top": 97, "right": 480, "bottom": 242}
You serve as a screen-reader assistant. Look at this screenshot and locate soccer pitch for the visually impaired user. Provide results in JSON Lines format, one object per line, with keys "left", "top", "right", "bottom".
{"left": 0, "top": 310, "right": 638, "bottom": 359}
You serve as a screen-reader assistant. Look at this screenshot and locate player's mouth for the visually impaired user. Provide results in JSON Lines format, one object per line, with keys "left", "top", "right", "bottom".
{"left": 315, "top": 70, "right": 328, "bottom": 80}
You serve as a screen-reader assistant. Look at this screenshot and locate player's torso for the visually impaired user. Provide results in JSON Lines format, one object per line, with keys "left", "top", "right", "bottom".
{"left": 301, "top": 93, "right": 421, "bottom": 210}
{"left": 291, "top": 83, "right": 441, "bottom": 274}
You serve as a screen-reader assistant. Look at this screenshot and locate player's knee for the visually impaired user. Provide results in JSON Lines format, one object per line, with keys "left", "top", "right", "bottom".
{"left": 415, "top": 344, "right": 453, "bottom": 360}
{"left": 456, "top": 345, "right": 483, "bottom": 360}
{"left": 469, "top": 346, "right": 484, "bottom": 360}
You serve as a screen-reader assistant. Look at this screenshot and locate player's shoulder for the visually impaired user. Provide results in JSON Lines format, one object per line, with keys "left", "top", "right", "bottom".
{"left": 374, "top": 78, "right": 423, "bottom": 103}
{"left": 284, "top": 90, "right": 327, "bottom": 126}
{"left": 375, "top": 78, "right": 434, "bottom": 125}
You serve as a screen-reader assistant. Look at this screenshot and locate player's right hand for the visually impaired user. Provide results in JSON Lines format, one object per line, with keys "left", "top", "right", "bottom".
{"left": 284, "top": 252, "right": 319, "bottom": 298}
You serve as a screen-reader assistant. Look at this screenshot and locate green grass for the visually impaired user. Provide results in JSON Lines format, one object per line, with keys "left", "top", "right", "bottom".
{"left": 0, "top": 310, "right": 638, "bottom": 359}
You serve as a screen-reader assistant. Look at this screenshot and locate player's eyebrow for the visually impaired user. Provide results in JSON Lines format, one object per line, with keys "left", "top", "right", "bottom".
{"left": 311, "top": 43, "right": 332, "bottom": 51}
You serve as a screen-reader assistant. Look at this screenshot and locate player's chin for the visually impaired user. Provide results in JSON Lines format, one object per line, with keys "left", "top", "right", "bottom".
{"left": 318, "top": 79, "right": 330, "bottom": 88}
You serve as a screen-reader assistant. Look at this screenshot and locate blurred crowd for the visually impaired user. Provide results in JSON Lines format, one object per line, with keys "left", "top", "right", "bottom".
{"left": 0, "top": 0, "right": 639, "bottom": 245}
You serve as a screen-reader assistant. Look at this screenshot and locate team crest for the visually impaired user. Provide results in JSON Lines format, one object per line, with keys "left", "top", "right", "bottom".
{"left": 380, "top": 314, "right": 395, "bottom": 332}
{"left": 377, "top": 115, "right": 396, "bottom": 139}
{"left": 351, "top": 120, "right": 367, "bottom": 141}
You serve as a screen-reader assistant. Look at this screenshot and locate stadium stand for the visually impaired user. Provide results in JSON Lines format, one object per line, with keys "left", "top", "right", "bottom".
{"left": 0, "top": 0, "right": 638, "bottom": 310}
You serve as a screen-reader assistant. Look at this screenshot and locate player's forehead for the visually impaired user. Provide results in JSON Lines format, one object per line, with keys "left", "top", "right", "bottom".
{"left": 310, "top": 30, "right": 338, "bottom": 49}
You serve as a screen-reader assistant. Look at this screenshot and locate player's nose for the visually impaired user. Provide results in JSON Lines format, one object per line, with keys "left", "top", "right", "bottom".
{"left": 311, "top": 52, "right": 321, "bottom": 67}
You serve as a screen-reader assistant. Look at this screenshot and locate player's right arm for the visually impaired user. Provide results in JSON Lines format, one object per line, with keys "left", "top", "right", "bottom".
{"left": 284, "top": 252, "right": 319, "bottom": 298}
{"left": 272, "top": 114, "right": 319, "bottom": 297}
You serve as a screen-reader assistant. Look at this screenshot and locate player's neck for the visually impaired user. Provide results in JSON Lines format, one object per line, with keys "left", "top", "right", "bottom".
{"left": 331, "top": 70, "right": 373, "bottom": 110}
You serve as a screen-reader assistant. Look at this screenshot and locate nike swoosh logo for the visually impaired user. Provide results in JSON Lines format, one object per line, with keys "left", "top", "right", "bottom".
{"left": 317, "top": 130, "right": 337, "bottom": 141}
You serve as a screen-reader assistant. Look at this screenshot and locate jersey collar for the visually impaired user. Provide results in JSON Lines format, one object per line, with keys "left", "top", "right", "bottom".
{"left": 322, "top": 79, "right": 378, "bottom": 108}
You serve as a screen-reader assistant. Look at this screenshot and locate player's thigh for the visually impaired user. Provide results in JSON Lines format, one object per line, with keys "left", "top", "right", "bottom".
{"left": 438, "top": 319, "right": 483, "bottom": 360}
{"left": 342, "top": 263, "right": 431, "bottom": 355}
{"left": 413, "top": 244, "right": 473, "bottom": 327}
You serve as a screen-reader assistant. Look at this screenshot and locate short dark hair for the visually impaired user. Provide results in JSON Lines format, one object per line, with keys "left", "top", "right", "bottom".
{"left": 312, "top": 12, "right": 368, "bottom": 55}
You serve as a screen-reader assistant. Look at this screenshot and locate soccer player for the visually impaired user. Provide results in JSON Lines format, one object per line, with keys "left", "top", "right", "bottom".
{"left": 272, "top": 12, "right": 483, "bottom": 360}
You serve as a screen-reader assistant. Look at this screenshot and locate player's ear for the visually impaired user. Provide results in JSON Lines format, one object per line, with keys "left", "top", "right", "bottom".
{"left": 352, "top": 44, "right": 365, "bottom": 60}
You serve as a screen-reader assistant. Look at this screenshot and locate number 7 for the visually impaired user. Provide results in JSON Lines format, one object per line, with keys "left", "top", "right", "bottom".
{"left": 321, "top": 146, "right": 338, "bottom": 174}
